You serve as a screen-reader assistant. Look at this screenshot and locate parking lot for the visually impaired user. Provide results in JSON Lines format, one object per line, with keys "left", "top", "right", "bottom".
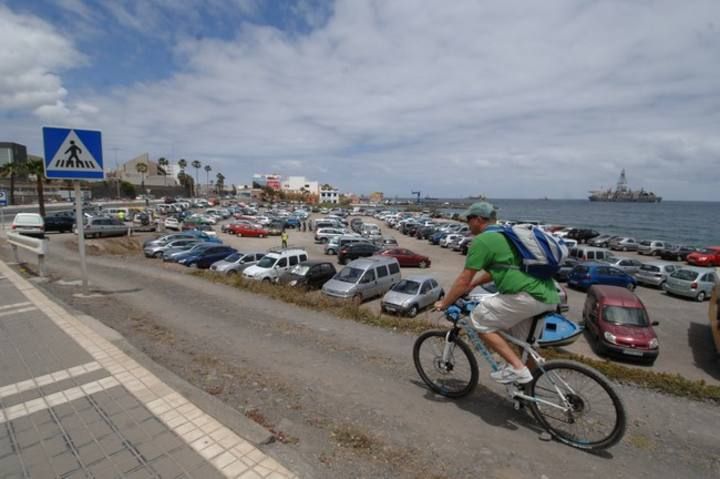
{"left": 135, "top": 213, "right": 719, "bottom": 384}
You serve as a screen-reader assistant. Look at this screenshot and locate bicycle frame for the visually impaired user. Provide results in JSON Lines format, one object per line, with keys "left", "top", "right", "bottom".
{"left": 443, "top": 317, "right": 575, "bottom": 413}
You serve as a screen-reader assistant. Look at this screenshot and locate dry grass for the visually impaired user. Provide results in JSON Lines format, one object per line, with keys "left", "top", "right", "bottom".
{"left": 65, "top": 236, "right": 145, "bottom": 256}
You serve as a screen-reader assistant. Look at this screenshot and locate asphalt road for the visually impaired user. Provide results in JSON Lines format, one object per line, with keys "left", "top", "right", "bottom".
{"left": 2, "top": 219, "right": 719, "bottom": 478}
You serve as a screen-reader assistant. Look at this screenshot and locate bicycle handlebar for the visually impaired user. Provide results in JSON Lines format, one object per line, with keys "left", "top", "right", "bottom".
{"left": 444, "top": 298, "right": 478, "bottom": 322}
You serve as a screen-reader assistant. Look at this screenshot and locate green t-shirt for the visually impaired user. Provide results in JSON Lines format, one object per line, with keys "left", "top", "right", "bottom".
{"left": 466, "top": 231, "right": 559, "bottom": 304}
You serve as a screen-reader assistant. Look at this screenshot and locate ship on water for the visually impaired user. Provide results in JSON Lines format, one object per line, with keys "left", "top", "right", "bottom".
{"left": 589, "top": 169, "right": 662, "bottom": 203}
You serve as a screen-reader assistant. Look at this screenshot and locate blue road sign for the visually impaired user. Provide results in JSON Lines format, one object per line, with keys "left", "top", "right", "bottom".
{"left": 0, "top": 190, "right": 7, "bottom": 207}
{"left": 43, "top": 127, "right": 104, "bottom": 181}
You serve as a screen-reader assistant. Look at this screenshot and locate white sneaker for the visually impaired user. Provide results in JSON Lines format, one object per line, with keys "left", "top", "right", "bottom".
{"left": 490, "top": 365, "right": 533, "bottom": 384}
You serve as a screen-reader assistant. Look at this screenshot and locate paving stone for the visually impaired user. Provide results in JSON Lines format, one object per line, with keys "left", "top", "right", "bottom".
{"left": 49, "top": 452, "right": 79, "bottom": 476}
{"left": 149, "top": 454, "right": 184, "bottom": 478}
{"left": 77, "top": 442, "right": 106, "bottom": 466}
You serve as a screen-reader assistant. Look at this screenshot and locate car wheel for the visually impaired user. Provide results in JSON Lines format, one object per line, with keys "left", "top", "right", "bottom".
{"left": 696, "top": 291, "right": 706, "bottom": 302}
{"left": 153, "top": 252, "right": 163, "bottom": 258}
{"left": 651, "top": 251, "right": 658, "bottom": 256}
{"left": 626, "top": 283, "right": 635, "bottom": 291}
{"left": 262, "top": 277, "right": 272, "bottom": 284}
{"left": 237, "top": 233, "right": 242, "bottom": 237}
{"left": 259, "top": 234, "right": 265, "bottom": 238}
{"left": 322, "top": 238, "right": 329, "bottom": 244}
{"left": 418, "top": 260, "right": 428, "bottom": 269}
{"left": 622, "top": 247, "right": 627, "bottom": 251}
{"left": 340, "top": 257, "right": 348, "bottom": 265}
{"left": 227, "top": 270, "right": 237, "bottom": 276}
{"left": 677, "top": 255, "right": 682, "bottom": 261}
{"left": 352, "top": 293, "right": 363, "bottom": 305}
{"left": 407, "top": 305, "right": 419, "bottom": 318}
{"left": 190, "top": 263, "right": 198, "bottom": 269}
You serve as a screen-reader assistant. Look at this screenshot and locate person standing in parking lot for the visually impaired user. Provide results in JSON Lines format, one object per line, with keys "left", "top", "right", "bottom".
{"left": 281, "top": 229, "right": 289, "bottom": 248}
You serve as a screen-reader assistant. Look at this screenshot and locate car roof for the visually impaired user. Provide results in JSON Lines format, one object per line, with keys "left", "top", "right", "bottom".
{"left": 348, "top": 256, "right": 398, "bottom": 267}
{"left": 678, "top": 266, "right": 716, "bottom": 273}
{"left": 300, "top": 260, "right": 333, "bottom": 266}
{"left": 641, "top": 260, "right": 674, "bottom": 267}
{"left": 588, "top": 285, "right": 643, "bottom": 307}
{"left": 403, "top": 275, "right": 436, "bottom": 282}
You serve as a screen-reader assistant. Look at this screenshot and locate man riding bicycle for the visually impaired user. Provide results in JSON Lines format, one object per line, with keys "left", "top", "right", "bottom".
{"left": 435, "top": 202, "right": 559, "bottom": 384}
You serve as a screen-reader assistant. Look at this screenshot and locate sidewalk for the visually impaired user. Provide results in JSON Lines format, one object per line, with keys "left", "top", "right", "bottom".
{"left": 0, "top": 259, "right": 298, "bottom": 479}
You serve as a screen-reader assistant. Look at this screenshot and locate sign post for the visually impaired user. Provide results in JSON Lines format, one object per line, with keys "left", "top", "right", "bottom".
{"left": 43, "top": 127, "right": 104, "bottom": 295}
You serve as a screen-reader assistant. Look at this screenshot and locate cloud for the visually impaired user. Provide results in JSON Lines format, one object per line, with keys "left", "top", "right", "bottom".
{"left": 3, "top": 0, "right": 720, "bottom": 199}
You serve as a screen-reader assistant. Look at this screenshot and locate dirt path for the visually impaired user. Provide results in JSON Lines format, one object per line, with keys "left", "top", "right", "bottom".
{"left": 5, "top": 241, "right": 720, "bottom": 478}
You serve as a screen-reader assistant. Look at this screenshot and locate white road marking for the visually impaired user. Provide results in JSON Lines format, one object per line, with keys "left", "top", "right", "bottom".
{"left": 0, "top": 307, "right": 37, "bottom": 318}
{"left": 0, "top": 301, "right": 31, "bottom": 310}
{"left": 0, "top": 260, "right": 297, "bottom": 479}
{"left": 0, "top": 361, "right": 101, "bottom": 399}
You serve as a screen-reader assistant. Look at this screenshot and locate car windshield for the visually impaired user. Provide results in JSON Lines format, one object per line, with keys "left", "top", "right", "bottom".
{"left": 334, "top": 267, "right": 363, "bottom": 283}
{"left": 640, "top": 265, "right": 660, "bottom": 272}
{"left": 603, "top": 306, "right": 649, "bottom": 327}
{"left": 189, "top": 244, "right": 211, "bottom": 253}
{"left": 673, "top": 270, "right": 699, "bottom": 281}
{"left": 291, "top": 265, "right": 311, "bottom": 276}
{"left": 224, "top": 253, "right": 241, "bottom": 262}
{"left": 256, "top": 256, "right": 278, "bottom": 268}
{"left": 392, "top": 280, "right": 421, "bottom": 295}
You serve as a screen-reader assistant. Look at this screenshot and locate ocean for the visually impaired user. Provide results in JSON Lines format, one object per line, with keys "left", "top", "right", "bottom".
{"left": 438, "top": 200, "right": 719, "bottom": 247}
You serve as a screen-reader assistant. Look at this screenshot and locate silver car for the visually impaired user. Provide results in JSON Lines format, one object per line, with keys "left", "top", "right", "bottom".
{"left": 609, "top": 237, "right": 638, "bottom": 252}
{"left": 603, "top": 256, "right": 643, "bottom": 275}
{"left": 635, "top": 261, "right": 678, "bottom": 288}
{"left": 210, "top": 252, "right": 265, "bottom": 275}
{"left": 144, "top": 238, "right": 200, "bottom": 258}
{"left": 663, "top": 267, "right": 717, "bottom": 302}
{"left": 381, "top": 276, "right": 444, "bottom": 317}
{"left": 637, "top": 240, "right": 672, "bottom": 256}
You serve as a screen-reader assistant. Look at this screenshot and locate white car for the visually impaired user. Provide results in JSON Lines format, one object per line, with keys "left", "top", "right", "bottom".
{"left": 440, "top": 233, "right": 463, "bottom": 248}
{"left": 11, "top": 213, "right": 45, "bottom": 237}
{"left": 243, "top": 248, "right": 309, "bottom": 282}
{"left": 164, "top": 217, "right": 181, "bottom": 230}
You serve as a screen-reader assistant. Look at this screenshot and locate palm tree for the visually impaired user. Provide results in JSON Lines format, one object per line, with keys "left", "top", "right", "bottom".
{"left": 157, "top": 157, "right": 168, "bottom": 186}
{"left": 191, "top": 160, "right": 201, "bottom": 197}
{"left": 203, "top": 165, "right": 212, "bottom": 196}
{"left": 178, "top": 158, "right": 187, "bottom": 173}
{"left": 25, "top": 158, "right": 47, "bottom": 217}
{"left": 215, "top": 172, "right": 225, "bottom": 195}
{"left": 135, "top": 162, "right": 148, "bottom": 193}
{"left": 0, "top": 160, "right": 24, "bottom": 206}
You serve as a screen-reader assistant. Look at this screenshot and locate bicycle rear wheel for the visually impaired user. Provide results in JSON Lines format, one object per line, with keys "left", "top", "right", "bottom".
{"left": 527, "top": 360, "right": 626, "bottom": 450}
{"left": 413, "top": 330, "right": 478, "bottom": 398}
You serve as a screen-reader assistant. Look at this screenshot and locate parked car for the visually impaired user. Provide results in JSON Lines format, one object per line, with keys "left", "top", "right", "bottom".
{"left": 228, "top": 223, "right": 269, "bottom": 237}
{"left": 314, "top": 227, "right": 346, "bottom": 244}
{"left": 588, "top": 235, "right": 621, "bottom": 248}
{"left": 569, "top": 246, "right": 612, "bottom": 263}
{"left": 635, "top": 261, "right": 678, "bottom": 288}
{"left": 144, "top": 231, "right": 220, "bottom": 248}
{"left": 373, "top": 236, "right": 399, "bottom": 248}
{"left": 209, "top": 252, "right": 265, "bottom": 275}
{"left": 11, "top": 213, "right": 45, "bottom": 237}
{"left": 78, "top": 216, "right": 128, "bottom": 238}
{"left": 322, "top": 257, "right": 401, "bottom": 303}
{"left": 609, "top": 237, "right": 639, "bottom": 252}
{"left": 567, "top": 263, "right": 637, "bottom": 291}
{"left": 164, "top": 217, "right": 181, "bottom": 231}
{"left": 178, "top": 245, "right": 236, "bottom": 268}
{"left": 637, "top": 240, "right": 671, "bottom": 256}
{"left": 166, "top": 242, "right": 222, "bottom": 263}
{"left": 243, "top": 248, "right": 309, "bottom": 282}
{"left": 440, "top": 233, "right": 464, "bottom": 248}
{"left": 554, "top": 258, "right": 580, "bottom": 282}
{"left": 582, "top": 285, "right": 659, "bottom": 365}
{"left": 377, "top": 248, "right": 431, "bottom": 268}
{"left": 278, "top": 261, "right": 337, "bottom": 290}
{"left": 324, "top": 235, "right": 366, "bottom": 255}
{"left": 381, "top": 276, "right": 444, "bottom": 317}
{"left": 43, "top": 215, "right": 74, "bottom": 233}
{"left": 144, "top": 238, "right": 201, "bottom": 258}
{"left": 663, "top": 267, "right": 718, "bottom": 301}
{"left": 686, "top": 247, "right": 720, "bottom": 267}
{"left": 603, "top": 256, "right": 643, "bottom": 275}
{"left": 659, "top": 245, "right": 698, "bottom": 262}
{"left": 337, "top": 242, "right": 381, "bottom": 265}
{"left": 565, "top": 228, "right": 600, "bottom": 243}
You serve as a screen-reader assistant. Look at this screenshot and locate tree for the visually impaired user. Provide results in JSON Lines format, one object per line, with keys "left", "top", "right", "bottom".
{"left": 215, "top": 172, "right": 225, "bottom": 195}
{"left": 204, "top": 164, "right": 212, "bottom": 196}
{"left": 177, "top": 171, "right": 194, "bottom": 197}
{"left": 157, "top": 157, "right": 168, "bottom": 186}
{"left": 120, "top": 181, "right": 136, "bottom": 198}
{"left": 0, "top": 160, "right": 24, "bottom": 206}
{"left": 178, "top": 158, "right": 187, "bottom": 173}
{"left": 25, "top": 158, "right": 47, "bottom": 217}
{"left": 191, "top": 160, "right": 202, "bottom": 197}
{"left": 135, "top": 162, "right": 148, "bottom": 194}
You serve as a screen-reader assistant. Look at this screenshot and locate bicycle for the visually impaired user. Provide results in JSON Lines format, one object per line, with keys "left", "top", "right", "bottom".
{"left": 413, "top": 299, "right": 627, "bottom": 450}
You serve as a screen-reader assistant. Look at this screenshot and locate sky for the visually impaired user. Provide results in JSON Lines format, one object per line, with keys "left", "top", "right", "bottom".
{"left": 1, "top": 0, "right": 719, "bottom": 200}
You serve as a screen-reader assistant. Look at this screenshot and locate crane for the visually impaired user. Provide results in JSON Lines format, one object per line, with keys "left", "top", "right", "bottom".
{"left": 411, "top": 191, "right": 421, "bottom": 204}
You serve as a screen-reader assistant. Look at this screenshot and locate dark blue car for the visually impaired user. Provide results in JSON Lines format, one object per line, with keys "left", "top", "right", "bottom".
{"left": 284, "top": 217, "right": 301, "bottom": 229}
{"left": 568, "top": 263, "right": 637, "bottom": 291}
{"left": 429, "top": 231, "right": 448, "bottom": 245}
{"left": 177, "top": 245, "right": 236, "bottom": 268}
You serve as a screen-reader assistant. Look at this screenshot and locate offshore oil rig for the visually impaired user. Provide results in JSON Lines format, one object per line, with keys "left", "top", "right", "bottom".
{"left": 589, "top": 169, "right": 662, "bottom": 203}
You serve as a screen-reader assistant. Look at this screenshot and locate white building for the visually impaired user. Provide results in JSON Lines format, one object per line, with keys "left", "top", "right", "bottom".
{"left": 319, "top": 186, "right": 340, "bottom": 204}
{"left": 281, "top": 176, "right": 319, "bottom": 195}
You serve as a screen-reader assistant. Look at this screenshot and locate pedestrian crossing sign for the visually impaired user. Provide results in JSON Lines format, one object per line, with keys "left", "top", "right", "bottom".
{"left": 43, "top": 127, "right": 104, "bottom": 180}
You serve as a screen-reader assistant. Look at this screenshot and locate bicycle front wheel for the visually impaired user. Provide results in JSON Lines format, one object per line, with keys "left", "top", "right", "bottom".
{"left": 527, "top": 360, "right": 627, "bottom": 450}
{"left": 413, "top": 330, "right": 478, "bottom": 398}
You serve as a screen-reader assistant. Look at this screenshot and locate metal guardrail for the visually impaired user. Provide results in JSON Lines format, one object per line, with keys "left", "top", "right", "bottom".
{"left": 6, "top": 232, "right": 49, "bottom": 276}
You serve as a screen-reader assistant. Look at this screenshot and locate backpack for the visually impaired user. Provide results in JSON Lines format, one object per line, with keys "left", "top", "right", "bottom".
{"left": 485, "top": 224, "right": 568, "bottom": 280}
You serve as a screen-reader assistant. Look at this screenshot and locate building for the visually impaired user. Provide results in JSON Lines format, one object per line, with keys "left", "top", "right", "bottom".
{"left": 252, "top": 174, "right": 282, "bottom": 190}
{"left": 280, "top": 176, "right": 319, "bottom": 195}
{"left": 109, "top": 153, "right": 178, "bottom": 187}
{"left": 319, "top": 185, "right": 340, "bottom": 204}
{"left": 0, "top": 142, "right": 28, "bottom": 169}
{"left": 369, "top": 192, "right": 384, "bottom": 204}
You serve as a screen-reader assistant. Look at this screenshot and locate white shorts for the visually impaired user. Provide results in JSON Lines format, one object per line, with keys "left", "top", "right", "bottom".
{"left": 470, "top": 292, "right": 556, "bottom": 341}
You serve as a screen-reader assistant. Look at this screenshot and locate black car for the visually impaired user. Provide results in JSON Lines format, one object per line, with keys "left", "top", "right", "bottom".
{"left": 279, "top": 261, "right": 337, "bottom": 290}
{"left": 44, "top": 215, "right": 75, "bottom": 233}
{"left": 337, "top": 243, "right": 380, "bottom": 265}
{"left": 416, "top": 226, "right": 436, "bottom": 240}
{"left": 659, "top": 245, "right": 698, "bottom": 262}
{"left": 566, "top": 228, "right": 600, "bottom": 243}
{"left": 554, "top": 258, "right": 579, "bottom": 282}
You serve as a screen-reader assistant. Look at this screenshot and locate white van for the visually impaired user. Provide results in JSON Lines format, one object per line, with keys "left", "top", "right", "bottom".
{"left": 322, "top": 257, "right": 402, "bottom": 302}
{"left": 242, "top": 248, "right": 309, "bottom": 282}
{"left": 11, "top": 213, "right": 45, "bottom": 237}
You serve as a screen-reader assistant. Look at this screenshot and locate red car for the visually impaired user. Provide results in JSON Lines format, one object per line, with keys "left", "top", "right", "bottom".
{"left": 686, "top": 247, "right": 720, "bottom": 267}
{"left": 228, "top": 223, "right": 269, "bottom": 238}
{"left": 378, "top": 248, "right": 431, "bottom": 268}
